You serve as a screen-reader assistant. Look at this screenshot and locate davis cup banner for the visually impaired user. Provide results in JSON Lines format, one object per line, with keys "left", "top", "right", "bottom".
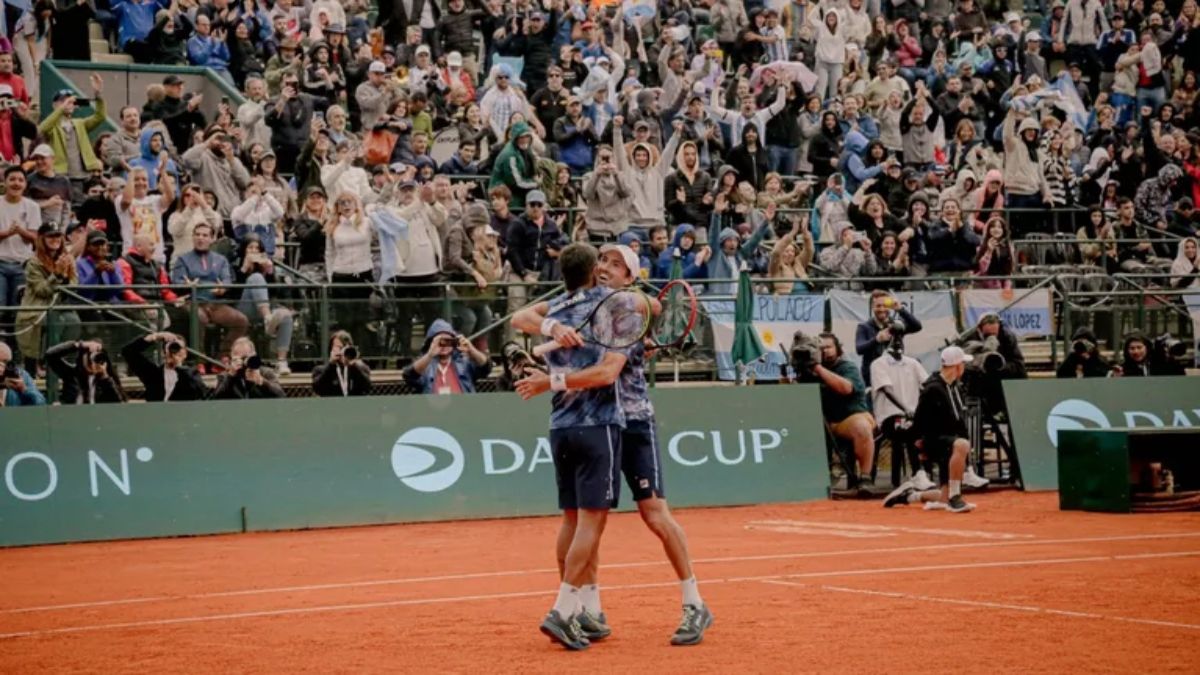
{"left": 960, "top": 288, "right": 1054, "bottom": 337}
{"left": 703, "top": 294, "right": 824, "bottom": 380}
{"left": 829, "top": 290, "right": 957, "bottom": 373}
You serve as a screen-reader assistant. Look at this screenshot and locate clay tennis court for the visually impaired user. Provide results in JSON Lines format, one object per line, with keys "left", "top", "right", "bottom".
{"left": 1, "top": 491, "right": 1198, "bottom": 672}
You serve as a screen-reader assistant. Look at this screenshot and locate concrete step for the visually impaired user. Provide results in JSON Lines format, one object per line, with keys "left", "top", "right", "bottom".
{"left": 89, "top": 22, "right": 103, "bottom": 40}
{"left": 90, "top": 39, "right": 110, "bottom": 56}
{"left": 95, "top": 53, "right": 133, "bottom": 65}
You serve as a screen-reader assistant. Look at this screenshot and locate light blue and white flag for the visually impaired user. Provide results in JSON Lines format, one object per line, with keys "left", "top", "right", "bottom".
{"left": 704, "top": 294, "right": 825, "bottom": 381}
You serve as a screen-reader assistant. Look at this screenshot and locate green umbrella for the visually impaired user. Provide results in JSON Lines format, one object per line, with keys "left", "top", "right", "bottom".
{"left": 730, "top": 263, "right": 765, "bottom": 382}
{"left": 669, "top": 247, "right": 683, "bottom": 280}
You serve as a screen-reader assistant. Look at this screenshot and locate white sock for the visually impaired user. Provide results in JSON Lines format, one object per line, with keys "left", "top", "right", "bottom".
{"left": 681, "top": 577, "right": 702, "bottom": 607}
{"left": 950, "top": 480, "right": 962, "bottom": 498}
{"left": 553, "top": 583, "right": 580, "bottom": 618}
{"left": 580, "top": 584, "right": 602, "bottom": 615}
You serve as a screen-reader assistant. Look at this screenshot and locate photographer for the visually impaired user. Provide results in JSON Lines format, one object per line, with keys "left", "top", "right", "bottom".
{"left": 122, "top": 332, "right": 210, "bottom": 402}
{"left": 869, "top": 335, "right": 936, "bottom": 492}
{"left": 958, "top": 313, "right": 1027, "bottom": 380}
{"left": 0, "top": 342, "right": 45, "bottom": 407}
{"left": 44, "top": 340, "right": 127, "bottom": 404}
{"left": 1115, "top": 334, "right": 1153, "bottom": 377}
{"left": 403, "top": 319, "right": 490, "bottom": 395}
{"left": 1115, "top": 333, "right": 1189, "bottom": 377}
{"left": 213, "top": 337, "right": 285, "bottom": 400}
{"left": 1056, "top": 327, "right": 1111, "bottom": 379}
{"left": 887, "top": 346, "right": 978, "bottom": 513}
{"left": 496, "top": 341, "right": 545, "bottom": 393}
{"left": 855, "top": 290, "right": 923, "bottom": 386}
{"left": 793, "top": 332, "right": 876, "bottom": 491}
{"left": 312, "top": 330, "right": 372, "bottom": 397}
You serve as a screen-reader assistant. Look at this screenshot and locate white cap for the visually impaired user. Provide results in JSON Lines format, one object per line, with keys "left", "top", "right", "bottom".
{"left": 368, "top": 60, "right": 387, "bottom": 74}
{"left": 31, "top": 144, "right": 54, "bottom": 158}
{"left": 484, "top": 224, "right": 500, "bottom": 237}
{"left": 415, "top": 44, "right": 431, "bottom": 55}
{"left": 1004, "top": 11, "right": 1021, "bottom": 22}
{"left": 1025, "top": 30, "right": 1042, "bottom": 41}
{"left": 0, "top": 84, "right": 13, "bottom": 97}
{"left": 599, "top": 244, "right": 640, "bottom": 280}
{"left": 447, "top": 51, "right": 463, "bottom": 67}
{"left": 940, "top": 346, "right": 974, "bottom": 367}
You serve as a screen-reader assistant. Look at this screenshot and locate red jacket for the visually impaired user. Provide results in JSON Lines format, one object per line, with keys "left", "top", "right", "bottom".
{"left": 116, "top": 255, "right": 179, "bottom": 304}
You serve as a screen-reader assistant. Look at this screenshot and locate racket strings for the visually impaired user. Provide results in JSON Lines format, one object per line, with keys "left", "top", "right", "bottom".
{"left": 653, "top": 287, "right": 693, "bottom": 345}
{"left": 587, "top": 293, "right": 649, "bottom": 348}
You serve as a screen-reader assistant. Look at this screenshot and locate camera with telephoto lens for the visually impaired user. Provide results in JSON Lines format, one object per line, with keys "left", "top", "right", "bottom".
{"left": 886, "top": 319, "right": 906, "bottom": 352}
{"left": 245, "top": 355, "right": 262, "bottom": 371}
{"left": 963, "top": 335, "right": 1006, "bottom": 373}
{"left": 502, "top": 341, "right": 545, "bottom": 383}
{"left": 1154, "top": 333, "right": 1187, "bottom": 361}
{"left": 790, "top": 331, "right": 822, "bottom": 374}
{"left": 1072, "top": 337, "right": 1095, "bottom": 355}
{"left": 342, "top": 345, "right": 358, "bottom": 361}
{"left": 91, "top": 351, "right": 110, "bottom": 366}
{"left": 166, "top": 340, "right": 185, "bottom": 355}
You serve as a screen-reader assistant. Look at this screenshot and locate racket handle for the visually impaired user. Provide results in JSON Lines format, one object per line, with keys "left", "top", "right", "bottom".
{"left": 533, "top": 341, "right": 563, "bottom": 358}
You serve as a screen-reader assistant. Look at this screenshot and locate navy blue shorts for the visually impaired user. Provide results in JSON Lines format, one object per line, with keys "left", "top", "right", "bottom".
{"left": 549, "top": 425, "right": 622, "bottom": 510}
{"left": 622, "top": 418, "right": 665, "bottom": 501}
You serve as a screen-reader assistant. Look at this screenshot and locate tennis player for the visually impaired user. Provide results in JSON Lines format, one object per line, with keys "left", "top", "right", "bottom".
{"left": 512, "top": 243, "right": 638, "bottom": 650}
{"left": 578, "top": 244, "right": 712, "bottom": 645}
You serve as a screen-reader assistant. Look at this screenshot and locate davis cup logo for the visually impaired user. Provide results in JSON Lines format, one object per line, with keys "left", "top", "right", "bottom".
{"left": 391, "top": 427, "right": 465, "bottom": 492}
{"left": 1045, "top": 399, "right": 1111, "bottom": 447}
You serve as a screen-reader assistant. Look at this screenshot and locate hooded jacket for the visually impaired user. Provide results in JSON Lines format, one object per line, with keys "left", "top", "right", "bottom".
{"left": 727, "top": 124, "right": 771, "bottom": 191}
{"left": 1056, "top": 327, "right": 1111, "bottom": 378}
{"left": 840, "top": 130, "right": 884, "bottom": 194}
{"left": 1134, "top": 163, "right": 1184, "bottom": 228}
{"left": 127, "top": 128, "right": 180, "bottom": 191}
{"left": 614, "top": 125, "right": 681, "bottom": 228}
{"left": 180, "top": 143, "right": 252, "bottom": 218}
{"left": 488, "top": 121, "right": 540, "bottom": 208}
{"left": 1170, "top": 237, "right": 1200, "bottom": 288}
{"left": 654, "top": 223, "right": 706, "bottom": 280}
{"left": 1002, "top": 112, "right": 1049, "bottom": 198}
{"left": 402, "top": 319, "right": 490, "bottom": 394}
{"left": 581, "top": 161, "right": 631, "bottom": 237}
{"left": 705, "top": 209, "right": 772, "bottom": 295}
{"left": 664, "top": 142, "right": 716, "bottom": 226}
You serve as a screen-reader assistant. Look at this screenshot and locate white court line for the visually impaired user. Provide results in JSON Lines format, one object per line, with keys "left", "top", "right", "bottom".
{"left": 5, "top": 531, "right": 1200, "bottom": 615}
{"left": 3, "top": 550, "right": 1199, "bottom": 640}
{"left": 761, "top": 579, "right": 1200, "bottom": 632}
{"left": 745, "top": 520, "right": 1036, "bottom": 540}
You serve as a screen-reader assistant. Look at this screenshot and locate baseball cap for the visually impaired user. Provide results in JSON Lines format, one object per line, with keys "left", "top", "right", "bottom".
{"left": 634, "top": 120, "right": 651, "bottom": 130}
{"left": 398, "top": 179, "right": 419, "bottom": 190}
{"left": 447, "top": 51, "right": 463, "bottom": 68}
{"left": 52, "top": 89, "right": 76, "bottom": 102}
{"left": 303, "top": 185, "right": 327, "bottom": 199}
{"left": 389, "top": 162, "right": 408, "bottom": 174}
{"left": 368, "top": 60, "right": 387, "bottom": 74}
{"left": 325, "top": 22, "right": 346, "bottom": 34}
{"left": 485, "top": 225, "right": 500, "bottom": 237}
{"left": 280, "top": 37, "right": 300, "bottom": 51}
{"left": 940, "top": 346, "right": 974, "bottom": 367}
{"left": 1003, "top": 11, "right": 1021, "bottom": 23}
{"left": 86, "top": 230, "right": 108, "bottom": 245}
{"left": 1025, "top": 31, "right": 1042, "bottom": 41}
{"left": 415, "top": 45, "right": 431, "bottom": 56}
{"left": 37, "top": 223, "right": 63, "bottom": 237}
{"left": 525, "top": 189, "right": 547, "bottom": 206}
{"left": 31, "top": 144, "right": 54, "bottom": 158}
{"left": 162, "top": 74, "right": 184, "bottom": 86}
{"left": 529, "top": 10, "right": 546, "bottom": 20}
{"left": 599, "top": 244, "right": 640, "bottom": 279}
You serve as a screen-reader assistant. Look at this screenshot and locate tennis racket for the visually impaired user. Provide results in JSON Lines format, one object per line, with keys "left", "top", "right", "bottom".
{"left": 533, "top": 281, "right": 697, "bottom": 357}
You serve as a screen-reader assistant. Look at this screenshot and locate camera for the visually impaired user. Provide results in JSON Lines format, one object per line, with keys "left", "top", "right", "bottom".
{"left": 1072, "top": 338, "right": 1095, "bottom": 355}
{"left": 439, "top": 336, "right": 458, "bottom": 348}
{"left": 91, "top": 351, "right": 110, "bottom": 366}
{"left": 964, "top": 335, "right": 1006, "bottom": 373}
{"left": 342, "top": 345, "right": 358, "bottom": 361}
{"left": 1, "top": 361, "right": 18, "bottom": 381}
{"left": 167, "top": 341, "right": 185, "bottom": 354}
{"left": 1154, "top": 333, "right": 1187, "bottom": 360}
{"left": 789, "top": 331, "right": 822, "bottom": 373}
{"left": 245, "top": 355, "right": 263, "bottom": 371}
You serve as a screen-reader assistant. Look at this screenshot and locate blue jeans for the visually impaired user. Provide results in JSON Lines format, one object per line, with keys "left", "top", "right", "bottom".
{"left": 767, "top": 145, "right": 798, "bottom": 176}
{"left": 1137, "top": 87, "right": 1167, "bottom": 114}
{"left": 238, "top": 273, "right": 293, "bottom": 353}
{"left": 0, "top": 259, "right": 24, "bottom": 307}
{"left": 815, "top": 60, "right": 843, "bottom": 103}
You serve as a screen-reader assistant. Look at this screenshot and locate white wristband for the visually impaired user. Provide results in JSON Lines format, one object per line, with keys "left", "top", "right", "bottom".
{"left": 550, "top": 373, "right": 568, "bottom": 392}
{"left": 540, "top": 317, "right": 559, "bottom": 337}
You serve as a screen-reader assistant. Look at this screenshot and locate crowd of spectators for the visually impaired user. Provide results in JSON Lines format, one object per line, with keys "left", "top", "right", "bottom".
{"left": 2, "top": 0, "right": 1200, "bottom": 409}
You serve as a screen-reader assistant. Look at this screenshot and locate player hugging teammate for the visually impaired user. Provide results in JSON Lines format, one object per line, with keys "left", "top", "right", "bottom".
{"left": 513, "top": 243, "right": 712, "bottom": 651}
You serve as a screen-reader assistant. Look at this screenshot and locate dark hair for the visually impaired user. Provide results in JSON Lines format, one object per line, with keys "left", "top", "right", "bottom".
{"left": 1117, "top": 196, "right": 1133, "bottom": 207}
{"left": 648, "top": 224, "right": 668, "bottom": 240}
{"left": 4, "top": 166, "right": 25, "bottom": 179}
{"left": 559, "top": 243, "right": 598, "bottom": 291}
{"left": 869, "top": 289, "right": 891, "bottom": 303}
{"left": 328, "top": 330, "right": 354, "bottom": 352}
{"left": 193, "top": 222, "right": 216, "bottom": 236}
{"left": 819, "top": 332, "right": 843, "bottom": 357}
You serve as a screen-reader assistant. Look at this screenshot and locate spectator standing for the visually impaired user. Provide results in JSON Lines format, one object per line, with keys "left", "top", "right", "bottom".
{"left": 148, "top": 75, "right": 206, "bottom": 153}
{"left": 614, "top": 118, "right": 681, "bottom": 234}
{"left": 323, "top": 191, "right": 373, "bottom": 338}
{"left": 38, "top": 74, "right": 107, "bottom": 184}
{"left": 926, "top": 198, "right": 981, "bottom": 275}
{"left": 0, "top": 49, "right": 27, "bottom": 105}
{"left": 356, "top": 61, "right": 399, "bottom": 131}
{"left": 230, "top": 179, "right": 285, "bottom": 255}
{"left": 15, "top": 224, "right": 79, "bottom": 372}
{"left": 25, "top": 145, "right": 73, "bottom": 230}
{"left": 665, "top": 141, "right": 715, "bottom": 228}
{"left": 266, "top": 73, "right": 316, "bottom": 175}
{"left": 188, "top": 14, "right": 234, "bottom": 85}
{"left": 122, "top": 332, "right": 210, "bottom": 402}
{"left": 181, "top": 132, "right": 251, "bottom": 220}
{"left": 580, "top": 145, "right": 630, "bottom": 242}
{"left": 117, "top": 168, "right": 175, "bottom": 263}
{"left": 102, "top": 106, "right": 144, "bottom": 174}
{"left": 0, "top": 85, "right": 36, "bottom": 164}
{"left": 0, "top": 165, "right": 41, "bottom": 336}
{"left": 51, "top": 0, "right": 96, "bottom": 62}
{"left": 167, "top": 183, "right": 222, "bottom": 265}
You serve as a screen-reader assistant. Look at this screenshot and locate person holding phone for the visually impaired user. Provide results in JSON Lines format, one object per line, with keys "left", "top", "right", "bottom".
{"left": 0, "top": 342, "right": 45, "bottom": 407}
{"left": 402, "top": 319, "right": 490, "bottom": 395}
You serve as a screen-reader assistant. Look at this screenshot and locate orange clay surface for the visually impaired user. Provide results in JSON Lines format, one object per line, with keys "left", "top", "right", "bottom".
{"left": 1, "top": 491, "right": 1199, "bottom": 673}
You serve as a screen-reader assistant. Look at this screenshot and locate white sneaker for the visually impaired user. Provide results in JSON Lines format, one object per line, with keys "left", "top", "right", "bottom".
{"left": 911, "top": 470, "right": 936, "bottom": 492}
{"left": 963, "top": 468, "right": 990, "bottom": 489}
{"left": 923, "top": 501, "right": 948, "bottom": 511}
{"left": 276, "top": 361, "right": 291, "bottom": 376}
